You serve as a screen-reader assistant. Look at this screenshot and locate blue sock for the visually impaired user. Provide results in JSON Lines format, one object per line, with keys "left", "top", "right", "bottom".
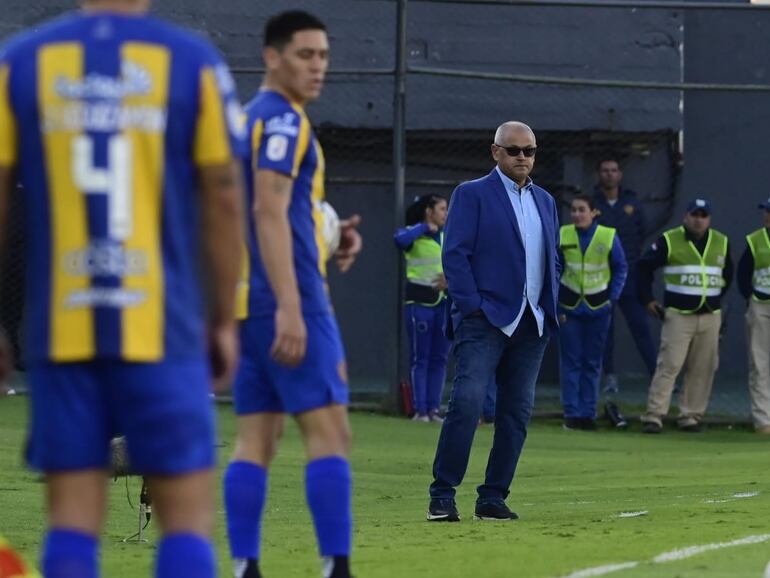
{"left": 305, "top": 456, "right": 352, "bottom": 557}
{"left": 224, "top": 461, "right": 268, "bottom": 560}
{"left": 42, "top": 528, "right": 98, "bottom": 578}
{"left": 156, "top": 533, "right": 214, "bottom": 578}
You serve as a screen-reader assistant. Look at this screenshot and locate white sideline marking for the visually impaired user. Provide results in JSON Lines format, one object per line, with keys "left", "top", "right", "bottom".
{"left": 653, "top": 534, "right": 770, "bottom": 563}
{"left": 733, "top": 491, "right": 759, "bottom": 499}
{"left": 618, "top": 511, "right": 648, "bottom": 518}
{"left": 561, "top": 562, "right": 639, "bottom": 578}
{"left": 705, "top": 491, "right": 759, "bottom": 504}
{"left": 558, "top": 534, "right": 770, "bottom": 578}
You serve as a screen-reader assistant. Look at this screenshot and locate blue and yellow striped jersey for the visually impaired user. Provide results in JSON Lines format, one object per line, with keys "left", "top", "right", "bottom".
{"left": 0, "top": 11, "right": 246, "bottom": 363}
{"left": 237, "top": 90, "right": 331, "bottom": 319}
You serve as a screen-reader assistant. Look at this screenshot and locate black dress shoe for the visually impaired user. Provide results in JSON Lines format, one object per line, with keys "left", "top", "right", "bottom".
{"left": 427, "top": 498, "right": 460, "bottom": 522}
{"left": 642, "top": 421, "right": 662, "bottom": 434}
{"left": 563, "top": 417, "right": 582, "bottom": 430}
{"left": 678, "top": 422, "right": 703, "bottom": 433}
{"left": 474, "top": 500, "right": 519, "bottom": 521}
{"left": 580, "top": 418, "right": 598, "bottom": 431}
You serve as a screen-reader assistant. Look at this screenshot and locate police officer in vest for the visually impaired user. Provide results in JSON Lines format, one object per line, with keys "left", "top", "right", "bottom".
{"left": 394, "top": 195, "right": 451, "bottom": 422}
{"left": 737, "top": 198, "right": 770, "bottom": 435}
{"left": 638, "top": 199, "right": 734, "bottom": 433}
{"left": 558, "top": 194, "right": 627, "bottom": 430}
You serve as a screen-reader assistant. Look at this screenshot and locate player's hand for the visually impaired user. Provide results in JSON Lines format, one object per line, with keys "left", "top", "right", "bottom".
{"left": 433, "top": 273, "right": 448, "bottom": 291}
{"left": 646, "top": 300, "right": 664, "bottom": 319}
{"left": 335, "top": 214, "right": 363, "bottom": 273}
{"left": 0, "top": 328, "right": 12, "bottom": 384}
{"left": 208, "top": 322, "right": 239, "bottom": 393}
{"left": 272, "top": 303, "right": 307, "bottom": 367}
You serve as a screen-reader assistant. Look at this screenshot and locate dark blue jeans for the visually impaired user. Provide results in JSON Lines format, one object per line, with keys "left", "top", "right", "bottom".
{"left": 429, "top": 310, "right": 549, "bottom": 502}
{"left": 603, "top": 271, "right": 657, "bottom": 376}
{"left": 482, "top": 379, "right": 497, "bottom": 421}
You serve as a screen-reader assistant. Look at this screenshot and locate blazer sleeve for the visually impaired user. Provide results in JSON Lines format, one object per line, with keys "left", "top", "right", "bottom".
{"left": 442, "top": 184, "right": 482, "bottom": 315}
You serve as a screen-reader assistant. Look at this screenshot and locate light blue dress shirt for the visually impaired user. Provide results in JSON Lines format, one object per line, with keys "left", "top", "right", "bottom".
{"left": 495, "top": 166, "right": 546, "bottom": 337}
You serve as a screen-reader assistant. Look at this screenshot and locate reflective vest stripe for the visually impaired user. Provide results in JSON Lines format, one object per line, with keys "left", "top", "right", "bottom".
{"left": 663, "top": 265, "right": 722, "bottom": 275}
{"left": 747, "top": 228, "right": 770, "bottom": 303}
{"left": 662, "top": 226, "right": 727, "bottom": 313}
{"left": 664, "top": 284, "right": 721, "bottom": 297}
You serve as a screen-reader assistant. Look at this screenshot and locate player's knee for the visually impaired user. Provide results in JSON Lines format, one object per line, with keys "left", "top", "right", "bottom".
{"left": 233, "top": 435, "right": 280, "bottom": 466}
{"left": 337, "top": 422, "right": 353, "bottom": 456}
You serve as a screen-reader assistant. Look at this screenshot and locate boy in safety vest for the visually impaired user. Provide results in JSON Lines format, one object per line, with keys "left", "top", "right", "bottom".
{"left": 558, "top": 193, "right": 627, "bottom": 430}
{"left": 737, "top": 197, "right": 770, "bottom": 434}
{"left": 638, "top": 199, "right": 733, "bottom": 433}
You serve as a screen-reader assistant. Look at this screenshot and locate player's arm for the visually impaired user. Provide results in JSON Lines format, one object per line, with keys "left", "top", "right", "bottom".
{"left": 253, "top": 168, "right": 307, "bottom": 367}
{"left": 199, "top": 161, "right": 245, "bottom": 390}
{"left": 194, "top": 57, "right": 247, "bottom": 390}
{"left": 0, "top": 60, "right": 17, "bottom": 382}
{"left": 199, "top": 162, "right": 245, "bottom": 324}
{"left": 0, "top": 167, "right": 14, "bottom": 382}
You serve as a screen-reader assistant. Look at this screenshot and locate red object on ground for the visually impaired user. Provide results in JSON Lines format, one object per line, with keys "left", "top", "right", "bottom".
{"left": 399, "top": 379, "right": 414, "bottom": 417}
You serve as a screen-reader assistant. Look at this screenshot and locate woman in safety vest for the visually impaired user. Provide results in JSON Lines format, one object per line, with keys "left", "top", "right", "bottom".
{"left": 394, "top": 195, "right": 450, "bottom": 423}
{"left": 558, "top": 193, "right": 628, "bottom": 430}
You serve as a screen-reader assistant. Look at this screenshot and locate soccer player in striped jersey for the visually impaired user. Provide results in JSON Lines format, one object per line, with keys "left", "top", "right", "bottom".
{"left": 0, "top": 1, "right": 246, "bottom": 576}
{"left": 224, "top": 11, "right": 362, "bottom": 578}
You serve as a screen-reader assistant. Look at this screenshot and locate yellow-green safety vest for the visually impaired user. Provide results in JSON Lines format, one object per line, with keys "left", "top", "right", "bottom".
{"left": 405, "top": 234, "right": 444, "bottom": 306}
{"left": 746, "top": 228, "right": 770, "bottom": 303}
{"left": 663, "top": 226, "right": 727, "bottom": 313}
{"left": 559, "top": 224, "right": 616, "bottom": 310}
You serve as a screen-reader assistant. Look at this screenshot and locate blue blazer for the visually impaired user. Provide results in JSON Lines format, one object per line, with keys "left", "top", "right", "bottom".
{"left": 443, "top": 169, "right": 562, "bottom": 335}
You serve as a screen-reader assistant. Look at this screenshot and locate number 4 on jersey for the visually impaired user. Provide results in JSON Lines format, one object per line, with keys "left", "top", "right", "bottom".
{"left": 72, "top": 135, "right": 133, "bottom": 241}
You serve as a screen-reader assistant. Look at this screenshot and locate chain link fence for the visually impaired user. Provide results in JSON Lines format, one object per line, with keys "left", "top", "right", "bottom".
{"left": 2, "top": 0, "right": 770, "bottom": 422}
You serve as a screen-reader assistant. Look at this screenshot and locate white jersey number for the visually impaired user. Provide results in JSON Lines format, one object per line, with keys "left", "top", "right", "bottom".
{"left": 72, "top": 135, "right": 133, "bottom": 241}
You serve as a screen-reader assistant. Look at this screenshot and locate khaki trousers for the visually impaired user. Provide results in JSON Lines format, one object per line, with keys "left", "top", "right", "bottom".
{"left": 642, "top": 310, "right": 720, "bottom": 427}
{"left": 746, "top": 300, "right": 770, "bottom": 428}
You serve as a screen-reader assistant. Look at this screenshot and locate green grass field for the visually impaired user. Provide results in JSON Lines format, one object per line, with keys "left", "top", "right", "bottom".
{"left": 1, "top": 396, "right": 770, "bottom": 578}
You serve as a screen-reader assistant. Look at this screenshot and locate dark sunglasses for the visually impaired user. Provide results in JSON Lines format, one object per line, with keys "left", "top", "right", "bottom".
{"left": 494, "top": 143, "right": 537, "bottom": 158}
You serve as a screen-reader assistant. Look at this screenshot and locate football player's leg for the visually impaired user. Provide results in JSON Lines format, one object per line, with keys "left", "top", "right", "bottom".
{"left": 149, "top": 470, "right": 216, "bottom": 578}
{"left": 296, "top": 404, "right": 352, "bottom": 578}
{"left": 27, "top": 363, "right": 110, "bottom": 578}
{"left": 281, "top": 314, "right": 352, "bottom": 577}
{"left": 226, "top": 316, "right": 286, "bottom": 576}
{"left": 112, "top": 359, "right": 217, "bottom": 578}
{"left": 225, "top": 412, "right": 283, "bottom": 575}
{"left": 44, "top": 472, "right": 106, "bottom": 578}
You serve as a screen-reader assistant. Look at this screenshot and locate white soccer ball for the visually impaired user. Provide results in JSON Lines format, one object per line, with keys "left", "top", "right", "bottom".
{"left": 319, "top": 200, "right": 341, "bottom": 258}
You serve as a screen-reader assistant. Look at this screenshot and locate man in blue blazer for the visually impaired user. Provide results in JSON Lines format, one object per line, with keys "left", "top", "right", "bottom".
{"left": 427, "top": 121, "right": 561, "bottom": 522}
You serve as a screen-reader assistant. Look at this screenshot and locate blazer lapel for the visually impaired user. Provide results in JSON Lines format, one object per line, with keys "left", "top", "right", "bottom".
{"left": 488, "top": 170, "right": 523, "bottom": 245}
{"left": 531, "top": 187, "right": 553, "bottom": 258}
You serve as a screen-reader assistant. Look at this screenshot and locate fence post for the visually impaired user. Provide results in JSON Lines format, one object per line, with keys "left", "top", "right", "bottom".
{"left": 390, "top": 0, "right": 408, "bottom": 414}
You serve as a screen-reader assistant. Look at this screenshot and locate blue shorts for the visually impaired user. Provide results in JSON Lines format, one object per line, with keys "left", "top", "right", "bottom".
{"left": 234, "top": 313, "right": 349, "bottom": 415}
{"left": 26, "top": 358, "right": 215, "bottom": 474}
